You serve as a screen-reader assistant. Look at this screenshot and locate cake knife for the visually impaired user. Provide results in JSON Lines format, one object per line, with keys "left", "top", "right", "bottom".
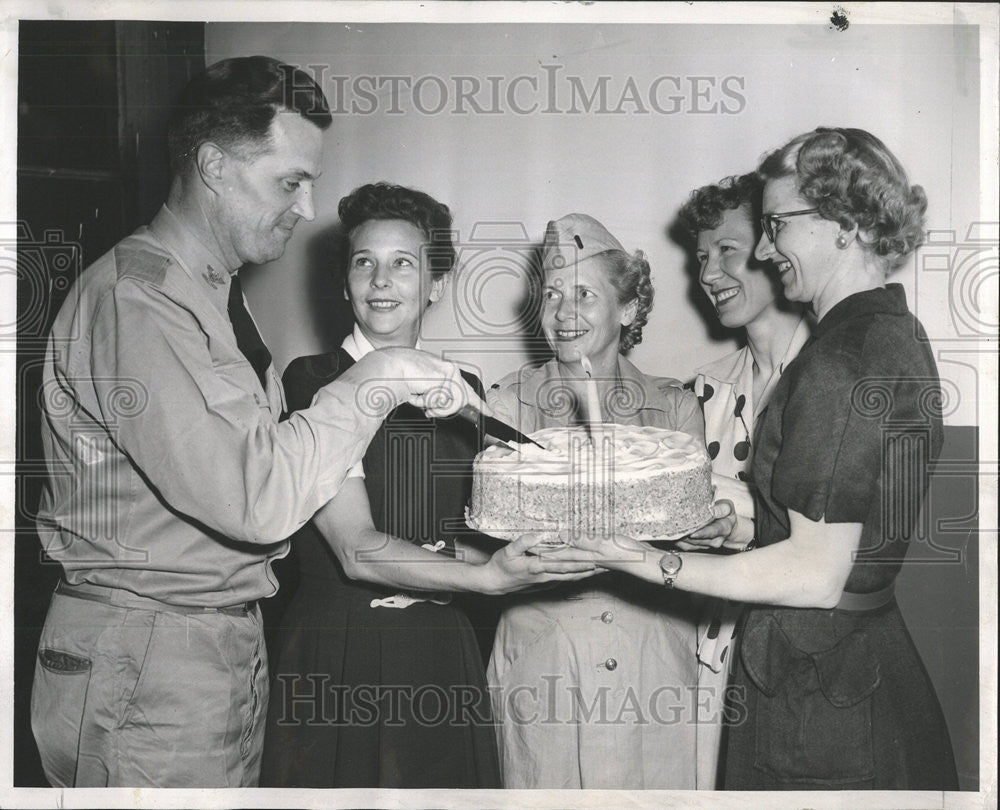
{"left": 455, "top": 404, "right": 546, "bottom": 449}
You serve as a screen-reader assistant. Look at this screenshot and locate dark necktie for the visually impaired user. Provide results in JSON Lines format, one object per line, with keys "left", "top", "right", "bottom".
{"left": 227, "top": 273, "right": 272, "bottom": 391}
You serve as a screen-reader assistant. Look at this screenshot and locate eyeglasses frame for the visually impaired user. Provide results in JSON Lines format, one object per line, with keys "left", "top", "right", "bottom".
{"left": 760, "top": 208, "right": 820, "bottom": 242}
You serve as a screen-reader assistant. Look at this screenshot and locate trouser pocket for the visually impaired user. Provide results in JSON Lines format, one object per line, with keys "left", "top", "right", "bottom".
{"left": 31, "top": 648, "right": 93, "bottom": 787}
{"left": 241, "top": 653, "right": 263, "bottom": 758}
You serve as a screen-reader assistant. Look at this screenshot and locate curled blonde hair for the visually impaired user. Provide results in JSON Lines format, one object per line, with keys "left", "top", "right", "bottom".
{"left": 759, "top": 127, "right": 927, "bottom": 271}
{"left": 598, "top": 249, "right": 654, "bottom": 352}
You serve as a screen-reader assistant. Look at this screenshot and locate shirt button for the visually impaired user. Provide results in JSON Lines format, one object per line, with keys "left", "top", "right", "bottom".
{"left": 604, "top": 658, "right": 618, "bottom": 671}
{"left": 601, "top": 611, "right": 614, "bottom": 624}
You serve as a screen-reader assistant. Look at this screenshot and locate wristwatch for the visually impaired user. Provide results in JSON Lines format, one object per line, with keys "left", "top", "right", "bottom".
{"left": 659, "top": 551, "right": 683, "bottom": 589}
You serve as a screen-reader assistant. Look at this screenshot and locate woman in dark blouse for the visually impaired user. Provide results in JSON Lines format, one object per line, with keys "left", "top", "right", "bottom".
{"left": 568, "top": 128, "right": 958, "bottom": 790}
{"left": 260, "top": 183, "right": 595, "bottom": 788}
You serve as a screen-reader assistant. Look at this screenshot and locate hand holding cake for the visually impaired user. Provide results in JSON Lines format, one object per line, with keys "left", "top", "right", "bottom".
{"left": 472, "top": 532, "right": 600, "bottom": 595}
{"left": 673, "top": 498, "right": 743, "bottom": 550}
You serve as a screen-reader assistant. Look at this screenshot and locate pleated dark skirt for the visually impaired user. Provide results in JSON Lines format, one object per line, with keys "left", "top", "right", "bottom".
{"left": 261, "top": 576, "right": 501, "bottom": 788}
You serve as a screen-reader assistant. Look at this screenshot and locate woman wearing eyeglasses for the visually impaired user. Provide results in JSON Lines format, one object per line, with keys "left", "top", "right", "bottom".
{"left": 568, "top": 128, "right": 958, "bottom": 790}
{"left": 676, "top": 173, "right": 810, "bottom": 789}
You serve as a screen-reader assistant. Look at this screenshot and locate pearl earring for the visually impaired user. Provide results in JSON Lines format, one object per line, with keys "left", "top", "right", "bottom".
{"left": 836, "top": 235, "right": 848, "bottom": 249}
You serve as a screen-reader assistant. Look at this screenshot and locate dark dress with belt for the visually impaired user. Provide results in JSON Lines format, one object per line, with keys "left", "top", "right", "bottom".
{"left": 723, "top": 285, "right": 959, "bottom": 790}
{"left": 259, "top": 349, "right": 501, "bottom": 788}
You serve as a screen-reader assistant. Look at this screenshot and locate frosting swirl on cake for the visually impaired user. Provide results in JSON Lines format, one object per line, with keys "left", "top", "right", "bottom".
{"left": 478, "top": 424, "right": 707, "bottom": 478}
{"left": 468, "top": 424, "right": 715, "bottom": 541}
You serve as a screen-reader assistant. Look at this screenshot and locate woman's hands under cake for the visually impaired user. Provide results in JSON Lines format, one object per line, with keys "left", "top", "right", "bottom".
{"left": 530, "top": 529, "right": 649, "bottom": 575}
{"left": 471, "top": 533, "right": 601, "bottom": 595}
{"left": 673, "top": 499, "right": 737, "bottom": 550}
{"left": 675, "top": 498, "right": 758, "bottom": 552}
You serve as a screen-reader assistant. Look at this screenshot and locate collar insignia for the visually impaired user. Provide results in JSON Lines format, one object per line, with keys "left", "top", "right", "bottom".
{"left": 204, "top": 263, "right": 226, "bottom": 289}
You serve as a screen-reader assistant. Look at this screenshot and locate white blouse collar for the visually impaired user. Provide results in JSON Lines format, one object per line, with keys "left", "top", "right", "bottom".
{"left": 341, "top": 324, "right": 422, "bottom": 361}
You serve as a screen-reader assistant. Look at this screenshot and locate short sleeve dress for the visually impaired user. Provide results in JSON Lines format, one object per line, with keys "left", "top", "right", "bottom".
{"left": 690, "top": 316, "right": 811, "bottom": 790}
{"left": 485, "top": 356, "right": 706, "bottom": 789}
{"left": 723, "top": 285, "right": 958, "bottom": 790}
{"left": 259, "top": 348, "right": 501, "bottom": 789}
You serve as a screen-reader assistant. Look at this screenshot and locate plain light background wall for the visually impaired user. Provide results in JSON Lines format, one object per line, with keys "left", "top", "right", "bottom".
{"left": 207, "top": 22, "right": 981, "bottom": 425}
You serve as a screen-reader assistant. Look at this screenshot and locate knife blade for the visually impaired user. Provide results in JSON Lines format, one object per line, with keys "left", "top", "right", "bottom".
{"left": 456, "top": 405, "right": 546, "bottom": 449}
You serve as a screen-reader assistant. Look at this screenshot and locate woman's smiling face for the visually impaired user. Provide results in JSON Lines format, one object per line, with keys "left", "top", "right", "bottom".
{"left": 696, "top": 204, "right": 778, "bottom": 329}
{"left": 541, "top": 254, "right": 635, "bottom": 365}
{"left": 755, "top": 175, "right": 839, "bottom": 305}
{"left": 346, "top": 218, "right": 445, "bottom": 349}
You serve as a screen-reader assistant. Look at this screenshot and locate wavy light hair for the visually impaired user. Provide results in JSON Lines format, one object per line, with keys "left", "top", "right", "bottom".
{"left": 758, "top": 127, "right": 927, "bottom": 271}
{"left": 596, "top": 249, "right": 654, "bottom": 353}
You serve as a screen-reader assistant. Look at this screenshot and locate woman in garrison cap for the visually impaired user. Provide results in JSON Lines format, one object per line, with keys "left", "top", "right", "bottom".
{"left": 486, "top": 213, "right": 704, "bottom": 789}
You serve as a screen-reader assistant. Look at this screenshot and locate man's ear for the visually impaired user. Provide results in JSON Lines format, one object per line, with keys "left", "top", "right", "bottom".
{"left": 195, "top": 142, "right": 227, "bottom": 193}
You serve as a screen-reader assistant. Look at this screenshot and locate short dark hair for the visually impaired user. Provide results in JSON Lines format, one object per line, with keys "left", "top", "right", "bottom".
{"left": 338, "top": 182, "right": 456, "bottom": 276}
{"left": 676, "top": 173, "right": 763, "bottom": 243}
{"left": 758, "top": 127, "right": 927, "bottom": 271}
{"left": 167, "top": 55, "right": 332, "bottom": 176}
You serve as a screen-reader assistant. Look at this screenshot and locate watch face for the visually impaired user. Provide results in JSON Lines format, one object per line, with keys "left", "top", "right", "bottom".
{"left": 660, "top": 552, "right": 682, "bottom": 576}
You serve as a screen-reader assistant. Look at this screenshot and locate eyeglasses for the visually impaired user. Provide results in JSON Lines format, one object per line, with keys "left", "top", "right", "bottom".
{"left": 760, "top": 209, "right": 819, "bottom": 243}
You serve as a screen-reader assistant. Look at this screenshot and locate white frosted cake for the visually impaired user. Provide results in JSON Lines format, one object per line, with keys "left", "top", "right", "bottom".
{"left": 467, "top": 424, "right": 714, "bottom": 541}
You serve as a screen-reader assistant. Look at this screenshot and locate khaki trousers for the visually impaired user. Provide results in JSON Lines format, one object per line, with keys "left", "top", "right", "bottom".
{"left": 31, "top": 587, "right": 268, "bottom": 787}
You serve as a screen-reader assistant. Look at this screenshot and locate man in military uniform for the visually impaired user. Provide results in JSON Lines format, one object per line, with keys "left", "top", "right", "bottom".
{"left": 31, "top": 55, "right": 479, "bottom": 788}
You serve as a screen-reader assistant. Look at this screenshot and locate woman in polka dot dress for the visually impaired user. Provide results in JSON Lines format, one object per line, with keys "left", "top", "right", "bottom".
{"left": 677, "top": 173, "right": 810, "bottom": 788}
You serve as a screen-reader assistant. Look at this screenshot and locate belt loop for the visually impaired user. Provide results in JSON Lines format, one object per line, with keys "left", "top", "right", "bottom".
{"left": 55, "top": 579, "right": 254, "bottom": 617}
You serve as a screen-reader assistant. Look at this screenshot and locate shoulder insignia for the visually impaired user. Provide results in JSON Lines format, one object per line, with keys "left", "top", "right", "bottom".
{"left": 113, "top": 242, "right": 172, "bottom": 287}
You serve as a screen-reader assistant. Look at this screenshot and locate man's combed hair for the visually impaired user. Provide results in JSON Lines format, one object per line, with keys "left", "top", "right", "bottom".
{"left": 167, "top": 55, "right": 332, "bottom": 176}
{"left": 758, "top": 127, "right": 927, "bottom": 271}
{"left": 338, "top": 182, "right": 456, "bottom": 276}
